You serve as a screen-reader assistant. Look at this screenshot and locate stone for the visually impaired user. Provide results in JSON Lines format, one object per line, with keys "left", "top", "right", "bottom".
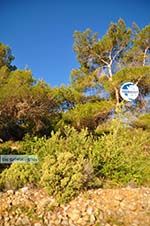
{"left": 61, "top": 219, "right": 69, "bottom": 226}
{"left": 6, "top": 190, "right": 14, "bottom": 195}
{"left": 39, "top": 197, "right": 53, "bottom": 208}
{"left": 34, "top": 223, "right": 42, "bottom": 226}
{"left": 90, "top": 214, "right": 96, "bottom": 224}
{"left": 4, "top": 216, "right": 9, "bottom": 222}
{"left": 0, "top": 187, "right": 150, "bottom": 226}
{"left": 128, "top": 203, "right": 137, "bottom": 211}
{"left": 21, "top": 216, "right": 30, "bottom": 225}
{"left": 69, "top": 209, "right": 81, "bottom": 221}
{"left": 21, "top": 187, "right": 29, "bottom": 193}
{"left": 115, "top": 194, "right": 124, "bottom": 202}
{"left": 87, "top": 206, "right": 93, "bottom": 215}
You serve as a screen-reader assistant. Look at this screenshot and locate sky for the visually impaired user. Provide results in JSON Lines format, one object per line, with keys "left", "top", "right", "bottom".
{"left": 0, "top": 0, "right": 150, "bottom": 87}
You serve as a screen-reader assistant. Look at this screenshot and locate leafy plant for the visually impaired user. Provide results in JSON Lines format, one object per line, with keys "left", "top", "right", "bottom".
{"left": 0, "top": 162, "right": 40, "bottom": 190}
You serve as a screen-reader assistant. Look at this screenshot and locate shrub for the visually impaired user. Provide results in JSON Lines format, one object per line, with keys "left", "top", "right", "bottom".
{"left": 0, "top": 141, "right": 22, "bottom": 173}
{"left": 40, "top": 152, "right": 93, "bottom": 203}
{"left": 58, "top": 101, "right": 114, "bottom": 131}
{"left": 20, "top": 134, "right": 47, "bottom": 159}
{"left": 40, "top": 127, "right": 100, "bottom": 203}
{"left": 133, "top": 113, "right": 150, "bottom": 131}
{"left": 0, "top": 162, "right": 40, "bottom": 190}
{"left": 0, "top": 124, "right": 149, "bottom": 203}
{"left": 92, "top": 125, "right": 150, "bottom": 186}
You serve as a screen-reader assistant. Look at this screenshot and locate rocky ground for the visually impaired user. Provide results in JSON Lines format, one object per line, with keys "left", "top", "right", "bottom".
{"left": 0, "top": 187, "right": 150, "bottom": 226}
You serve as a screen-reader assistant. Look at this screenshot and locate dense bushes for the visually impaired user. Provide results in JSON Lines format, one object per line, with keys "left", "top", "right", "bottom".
{"left": 0, "top": 163, "right": 40, "bottom": 190}
{"left": 57, "top": 101, "right": 114, "bottom": 131}
{"left": 0, "top": 124, "right": 149, "bottom": 203}
{"left": 133, "top": 113, "right": 150, "bottom": 131}
{"left": 39, "top": 128, "right": 101, "bottom": 203}
{"left": 92, "top": 124, "right": 150, "bottom": 186}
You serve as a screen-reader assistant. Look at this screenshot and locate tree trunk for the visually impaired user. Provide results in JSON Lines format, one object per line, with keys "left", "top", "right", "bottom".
{"left": 143, "top": 47, "right": 149, "bottom": 66}
{"left": 114, "top": 87, "right": 120, "bottom": 106}
{"left": 107, "top": 63, "right": 119, "bottom": 106}
{"left": 108, "top": 64, "right": 113, "bottom": 79}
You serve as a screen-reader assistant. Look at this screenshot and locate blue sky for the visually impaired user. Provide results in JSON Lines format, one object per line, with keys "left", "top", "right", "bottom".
{"left": 0, "top": 0, "right": 150, "bottom": 86}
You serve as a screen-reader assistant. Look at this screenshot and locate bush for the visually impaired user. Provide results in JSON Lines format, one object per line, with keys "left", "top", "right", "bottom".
{"left": 133, "top": 113, "right": 150, "bottom": 131}
{"left": 20, "top": 134, "right": 47, "bottom": 159}
{"left": 0, "top": 124, "right": 149, "bottom": 203}
{"left": 40, "top": 125, "right": 150, "bottom": 202}
{"left": 57, "top": 101, "right": 114, "bottom": 131}
{"left": 40, "top": 152, "right": 92, "bottom": 203}
{"left": 92, "top": 124, "right": 150, "bottom": 186}
{"left": 0, "top": 141, "right": 21, "bottom": 173}
{"left": 40, "top": 127, "right": 101, "bottom": 203}
{"left": 0, "top": 162, "right": 40, "bottom": 190}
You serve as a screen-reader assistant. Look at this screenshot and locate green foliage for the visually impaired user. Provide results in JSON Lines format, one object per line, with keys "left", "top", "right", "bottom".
{"left": 95, "top": 119, "right": 115, "bottom": 135}
{"left": 33, "top": 125, "right": 150, "bottom": 198}
{"left": 124, "top": 25, "right": 150, "bottom": 66}
{"left": 0, "top": 43, "right": 15, "bottom": 69}
{"left": 73, "top": 29, "right": 98, "bottom": 66}
{"left": 99, "top": 66, "right": 150, "bottom": 98}
{"left": 0, "top": 70, "right": 58, "bottom": 140}
{"left": 92, "top": 125, "right": 150, "bottom": 186}
{"left": 0, "top": 125, "right": 149, "bottom": 202}
{"left": 135, "top": 25, "right": 150, "bottom": 50}
{"left": 57, "top": 100, "right": 114, "bottom": 131}
{"left": 72, "top": 20, "right": 149, "bottom": 106}
{"left": 0, "top": 20, "right": 150, "bottom": 205}
{"left": 0, "top": 20, "right": 150, "bottom": 140}
{"left": 93, "top": 19, "right": 131, "bottom": 67}
{"left": 0, "top": 162, "right": 40, "bottom": 190}
{"left": 0, "top": 69, "right": 34, "bottom": 102}
{"left": 52, "top": 85, "right": 84, "bottom": 110}
{"left": 133, "top": 113, "right": 150, "bottom": 130}
{"left": 39, "top": 127, "right": 101, "bottom": 203}
{"left": 40, "top": 152, "right": 92, "bottom": 203}
{"left": 20, "top": 134, "right": 47, "bottom": 155}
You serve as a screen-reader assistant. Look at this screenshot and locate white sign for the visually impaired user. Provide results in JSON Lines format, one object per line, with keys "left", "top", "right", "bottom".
{"left": 0, "top": 155, "right": 38, "bottom": 163}
{"left": 120, "top": 82, "right": 139, "bottom": 101}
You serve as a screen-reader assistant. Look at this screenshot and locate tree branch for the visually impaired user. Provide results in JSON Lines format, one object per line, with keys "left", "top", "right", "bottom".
{"left": 143, "top": 46, "right": 149, "bottom": 66}
{"left": 112, "top": 47, "right": 124, "bottom": 63}
{"left": 94, "top": 53, "right": 109, "bottom": 65}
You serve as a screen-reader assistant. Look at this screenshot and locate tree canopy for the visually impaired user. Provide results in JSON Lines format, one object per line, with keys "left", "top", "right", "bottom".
{"left": 0, "top": 19, "right": 150, "bottom": 141}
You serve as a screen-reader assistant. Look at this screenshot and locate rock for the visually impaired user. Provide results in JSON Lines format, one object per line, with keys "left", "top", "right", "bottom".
{"left": 21, "top": 216, "right": 30, "bottom": 225}
{"left": 90, "top": 214, "right": 96, "bottom": 224}
{"left": 87, "top": 206, "right": 93, "bottom": 215}
{"left": 0, "top": 187, "right": 150, "bottom": 226}
{"left": 6, "top": 190, "right": 14, "bottom": 195}
{"left": 115, "top": 194, "right": 124, "bottom": 202}
{"left": 15, "top": 217, "right": 23, "bottom": 225}
{"left": 15, "top": 191, "right": 20, "bottom": 196}
{"left": 69, "top": 209, "right": 81, "bottom": 221}
{"left": 34, "top": 223, "right": 42, "bottom": 226}
{"left": 4, "top": 223, "right": 10, "bottom": 226}
{"left": 61, "top": 219, "right": 69, "bottom": 225}
{"left": 76, "top": 218, "right": 84, "bottom": 224}
{"left": 128, "top": 203, "right": 137, "bottom": 211}
{"left": 4, "top": 216, "right": 9, "bottom": 222}
{"left": 38, "top": 197, "right": 54, "bottom": 208}
{"left": 21, "top": 187, "right": 29, "bottom": 193}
